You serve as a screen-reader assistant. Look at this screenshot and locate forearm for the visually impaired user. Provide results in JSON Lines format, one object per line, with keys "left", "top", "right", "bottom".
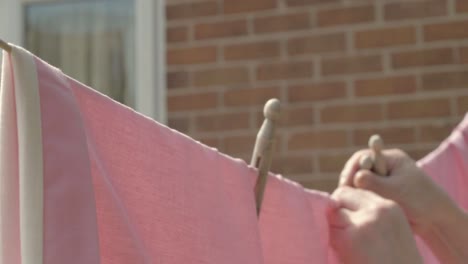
{"left": 419, "top": 203, "right": 468, "bottom": 264}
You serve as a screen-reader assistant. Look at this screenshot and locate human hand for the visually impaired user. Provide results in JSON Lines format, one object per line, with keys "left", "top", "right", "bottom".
{"left": 329, "top": 186, "right": 422, "bottom": 264}
{"left": 339, "top": 149, "right": 458, "bottom": 234}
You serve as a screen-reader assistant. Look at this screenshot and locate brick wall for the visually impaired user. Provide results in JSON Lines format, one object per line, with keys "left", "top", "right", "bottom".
{"left": 166, "top": 0, "right": 468, "bottom": 192}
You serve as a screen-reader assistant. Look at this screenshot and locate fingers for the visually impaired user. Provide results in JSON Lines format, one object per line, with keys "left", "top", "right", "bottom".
{"left": 354, "top": 169, "right": 388, "bottom": 191}
{"left": 381, "top": 148, "right": 409, "bottom": 172}
{"left": 328, "top": 207, "right": 353, "bottom": 228}
{"left": 339, "top": 149, "right": 371, "bottom": 187}
{"left": 339, "top": 148, "right": 408, "bottom": 187}
{"left": 331, "top": 186, "right": 377, "bottom": 211}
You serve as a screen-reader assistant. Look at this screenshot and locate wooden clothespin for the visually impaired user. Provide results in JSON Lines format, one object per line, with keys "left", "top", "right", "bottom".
{"left": 251, "top": 98, "right": 281, "bottom": 216}
{"left": 359, "top": 155, "right": 373, "bottom": 171}
{"left": 369, "top": 134, "right": 387, "bottom": 176}
{"left": 359, "top": 134, "right": 388, "bottom": 176}
{"left": 0, "top": 39, "right": 12, "bottom": 53}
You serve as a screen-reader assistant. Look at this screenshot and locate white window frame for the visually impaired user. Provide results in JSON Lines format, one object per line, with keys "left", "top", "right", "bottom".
{"left": 0, "top": 0, "right": 167, "bottom": 123}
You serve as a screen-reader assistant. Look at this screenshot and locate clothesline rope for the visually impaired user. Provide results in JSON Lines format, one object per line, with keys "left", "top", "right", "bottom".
{"left": 0, "top": 39, "right": 12, "bottom": 53}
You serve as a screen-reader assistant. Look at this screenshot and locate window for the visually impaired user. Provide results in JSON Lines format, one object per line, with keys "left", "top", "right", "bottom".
{"left": 0, "top": 0, "right": 166, "bottom": 123}
{"left": 25, "top": 1, "right": 136, "bottom": 106}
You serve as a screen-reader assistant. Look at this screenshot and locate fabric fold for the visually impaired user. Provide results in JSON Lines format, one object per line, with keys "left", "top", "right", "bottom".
{"left": 1, "top": 46, "right": 45, "bottom": 264}
{"left": 1, "top": 46, "right": 101, "bottom": 264}
{"left": 1, "top": 49, "right": 22, "bottom": 264}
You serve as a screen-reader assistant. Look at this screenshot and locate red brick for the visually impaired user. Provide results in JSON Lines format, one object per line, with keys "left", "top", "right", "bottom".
{"left": 195, "top": 112, "right": 250, "bottom": 132}
{"left": 301, "top": 178, "right": 338, "bottom": 193}
{"left": 286, "top": 0, "right": 340, "bottom": 7}
{"left": 223, "top": 135, "right": 256, "bottom": 155}
{"left": 406, "top": 147, "right": 435, "bottom": 160}
{"left": 167, "top": 26, "right": 188, "bottom": 43}
{"left": 355, "top": 26, "right": 416, "bottom": 49}
{"left": 168, "top": 117, "right": 190, "bottom": 133}
{"left": 458, "top": 96, "right": 468, "bottom": 115}
{"left": 319, "top": 153, "right": 350, "bottom": 173}
{"left": 288, "top": 130, "right": 348, "bottom": 150}
{"left": 460, "top": 46, "right": 468, "bottom": 63}
{"left": 354, "top": 75, "right": 417, "bottom": 97}
{"left": 224, "top": 86, "right": 281, "bottom": 107}
{"left": 317, "top": 6, "right": 375, "bottom": 27}
{"left": 391, "top": 48, "right": 455, "bottom": 69}
{"left": 254, "top": 13, "right": 311, "bottom": 34}
{"left": 271, "top": 156, "right": 314, "bottom": 175}
{"left": 421, "top": 71, "right": 468, "bottom": 91}
{"left": 320, "top": 103, "right": 383, "bottom": 124}
{"left": 194, "top": 67, "right": 249, "bottom": 87}
{"left": 168, "top": 92, "right": 218, "bottom": 112}
{"left": 280, "top": 106, "right": 315, "bottom": 127}
{"left": 288, "top": 33, "right": 346, "bottom": 56}
{"left": 387, "top": 98, "right": 451, "bottom": 119}
{"left": 162, "top": 0, "right": 468, "bottom": 186}
{"left": 322, "top": 55, "right": 382, "bottom": 76}
{"left": 419, "top": 123, "right": 455, "bottom": 143}
{"left": 195, "top": 20, "right": 248, "bottom": 40}
{"left": 197, "top": 137, "right": 221, "bottom": 149}
{"left": 224, "top": 0, "right": 276, "bottom": 14}
{"left": 167, "top": 46, "right": 217, "bottom": 65}
{"left": 257, "top": 61, "right": 313, "bottom": 81}
{"left": 288, "top": 82, "right": 347, "bottom": 103}
{"left": 424, "top": 20, "right": 468, "bottom": 41}
{"left": 352, "top": 127, "right": 416, "bottom": 146}
{"left": 166, "top": 1, "right": 218, "bottom": 20}
{"left": 224, "top": 41, "right": 280, "bottom": 61}
{"left": 456, "top": 0, "right": 468, "bottom": 13}
{"left": 384, "top": 0, "right": 447, "bottom": 21}
{"left": 167, "top": 71, "right": 190, "bottom": 89}
{"left": 253, "top": 106, "right": 315, "bottom": 128}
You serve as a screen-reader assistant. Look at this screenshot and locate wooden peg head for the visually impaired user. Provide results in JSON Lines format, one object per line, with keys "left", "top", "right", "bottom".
{"left": 369, "top": 134, "right": 384, "bottom": 152}
{"left": 263, "top": 98, "right": 281, "bottom": 121}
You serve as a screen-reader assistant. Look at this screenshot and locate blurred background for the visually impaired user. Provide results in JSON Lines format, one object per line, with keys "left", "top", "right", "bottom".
{"left": 1, "top": 0, "right": 467, "bottom": 192}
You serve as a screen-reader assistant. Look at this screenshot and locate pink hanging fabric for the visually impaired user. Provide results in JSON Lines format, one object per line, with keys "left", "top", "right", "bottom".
{"left": 258, "top": 176, "right": 340, "bottom": 263}
{"left": 418, "top": 114, "right": 468, "bottom": 210}
{"left": 1, "top": 45, "right": 339, "bottom": 264}
{"left": 1, "top": 45, "right": 467, "bottom": 264}
{"left": 1, "top": 46, "right": 263, "bottom": 264}
{"left": 414, "top": 113, "right": 468, "bottom": 263}
{"left": 0, "top": 44, "right": 340, "bottom": 264}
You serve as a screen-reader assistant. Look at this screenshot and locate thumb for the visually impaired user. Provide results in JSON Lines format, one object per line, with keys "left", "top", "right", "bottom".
{"left": 353, "top": 170, "right": 393, "bottom": 197}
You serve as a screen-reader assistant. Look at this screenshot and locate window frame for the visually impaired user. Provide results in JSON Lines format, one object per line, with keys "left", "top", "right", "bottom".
{"left": 0, "top": 0, "right": 167, "bottom": 123}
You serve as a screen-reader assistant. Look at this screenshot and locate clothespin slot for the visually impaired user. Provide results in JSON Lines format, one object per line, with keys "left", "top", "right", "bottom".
{"left": 251, "top": 98, "right": 281, "bottom": 217}
{"left": 0, "top": 39, "right": 12, "bottom": 53}
{"left": 359, "top": 134, "right": 388, "bottom": 176}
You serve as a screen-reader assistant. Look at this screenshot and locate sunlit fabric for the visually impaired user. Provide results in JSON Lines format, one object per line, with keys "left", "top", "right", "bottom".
{"left": 2, "top": 45, "right": 467, "bottom": 264}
